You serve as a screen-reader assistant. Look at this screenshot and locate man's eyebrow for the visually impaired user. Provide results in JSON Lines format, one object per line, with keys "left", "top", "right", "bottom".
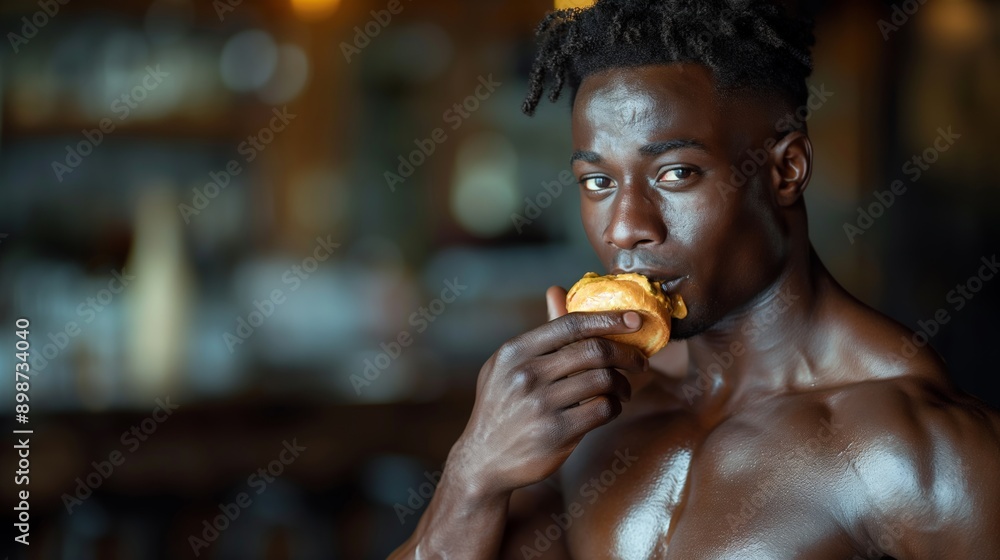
{"left": 570, "top": 150, "right": 601, "bottom": 165}
{"left": 638, "top": 139, "right": 709, "bottom": 156}
{"left": 570, "top": 139, "right": 708, "bottom": 165}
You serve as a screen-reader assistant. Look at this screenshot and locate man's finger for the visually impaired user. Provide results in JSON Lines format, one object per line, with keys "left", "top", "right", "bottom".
{"left": 516, "top": 310, "right": 642, "bottom": 358}
{"left": 546, "top": 285, "right": 569, "bottom": 321}
{"left": 561, "top": 394, "right": 623, "bottom": 436}
{"left": 545, "top": 336, "right": 649, "bottom": 378}
{"left": 548, "top": 368, "right": 632, "bottom": 408}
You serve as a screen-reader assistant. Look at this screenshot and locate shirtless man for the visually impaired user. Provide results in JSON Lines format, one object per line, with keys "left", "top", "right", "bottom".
{"left": 391, "top": 1, "right": 1000, "bottom": 558}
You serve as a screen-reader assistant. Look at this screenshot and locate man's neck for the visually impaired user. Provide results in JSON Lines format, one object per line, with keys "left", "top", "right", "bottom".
{"left": 684, "top": 246, "right": 838, "bottom": 405}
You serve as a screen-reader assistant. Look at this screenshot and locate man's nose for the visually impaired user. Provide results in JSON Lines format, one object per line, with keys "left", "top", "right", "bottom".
{"left": 603, "top": 185, "right": 667, "bottom": 250}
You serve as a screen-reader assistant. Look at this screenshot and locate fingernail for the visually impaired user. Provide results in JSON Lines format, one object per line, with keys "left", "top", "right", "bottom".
{"left": 623, "top": 311, "right": 641, "bottom": 329}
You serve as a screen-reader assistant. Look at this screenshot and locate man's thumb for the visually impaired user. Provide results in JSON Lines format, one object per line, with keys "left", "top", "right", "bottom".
{"left": 546, "top": 285, "right": 568, "bottom": 321}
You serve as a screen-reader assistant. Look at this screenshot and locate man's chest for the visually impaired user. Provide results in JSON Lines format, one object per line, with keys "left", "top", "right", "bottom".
{"left": 555, "top": 409, "right": 859, "bottom": 560}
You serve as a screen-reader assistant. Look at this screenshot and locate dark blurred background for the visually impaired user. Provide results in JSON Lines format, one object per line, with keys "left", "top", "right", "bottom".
{"left": 1, "top": 0, "right": 998, "bottom": 558}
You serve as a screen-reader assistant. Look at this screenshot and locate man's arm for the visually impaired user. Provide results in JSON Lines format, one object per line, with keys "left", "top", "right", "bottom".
{"left": 500, "top": 479, "right": 572, "bottom": 560}
{"left": 389, "top": 301, "right": 648, "bottom": 558}
{"left": 388, "top": 463, "right": 512, "bottom": 559}
{"left": 849, "top": 378, "right": 1000, "bottom": 558}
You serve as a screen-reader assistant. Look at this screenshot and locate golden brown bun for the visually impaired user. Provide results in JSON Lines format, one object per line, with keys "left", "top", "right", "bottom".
{"left": 565, "top": 272, "right": 687, "bottom": 357}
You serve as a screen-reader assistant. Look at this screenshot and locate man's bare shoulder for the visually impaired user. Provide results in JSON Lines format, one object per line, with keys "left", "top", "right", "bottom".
{"left": 823, "top": 373, "right": 1000, "bottom": 474}
{"left": 815, "top": 373, "right": 1000, "bottom": 557}
{"left": 824, "top": 294, "right": 1000, "bottom": 493}
{"left": 814, "top": 290, "right": 1000, "bottom": 494}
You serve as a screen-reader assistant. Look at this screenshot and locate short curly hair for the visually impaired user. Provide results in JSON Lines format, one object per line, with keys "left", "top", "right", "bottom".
{"left": 522, "top": 0, "right": 816, "bottom": 116}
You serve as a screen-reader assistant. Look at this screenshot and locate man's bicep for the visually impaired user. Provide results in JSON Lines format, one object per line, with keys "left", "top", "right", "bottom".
{"left": 915, "top": 402, "right": 1000, "bottom": 558}
{"left": 500, "top": 478, "right": 572, "bottom": 560}
{"left": 885, "top": 496, "right": 1000, "bottom": 559}
{"left": 870, "top": 399, "right": 1000, "bottom": 559}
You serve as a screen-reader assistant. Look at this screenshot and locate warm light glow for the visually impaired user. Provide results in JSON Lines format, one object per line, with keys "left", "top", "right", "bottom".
{"left": 291, "top": 0, "right": 341, "bottom": 20}
{"left": 555, "top": 0, "right": 596, "bottom": 9}
{"left": 921, "top": 0, "right": 988, "bottom": 49}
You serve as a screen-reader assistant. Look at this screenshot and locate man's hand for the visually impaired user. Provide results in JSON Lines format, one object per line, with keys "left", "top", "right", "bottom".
{"left": 445, "top": 284, "right": 650, "bottom": 499}
{"left": 389, "top": 285, "right": 647, "bottom": 559}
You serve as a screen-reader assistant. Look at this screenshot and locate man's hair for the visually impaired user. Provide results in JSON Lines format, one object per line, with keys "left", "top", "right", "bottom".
{"left": 522, "top": 0, "right": 816, "bottom": 116}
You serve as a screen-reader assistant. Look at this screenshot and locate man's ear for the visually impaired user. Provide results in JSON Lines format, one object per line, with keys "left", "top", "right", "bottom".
{"left": 769, "top": 131, "right": 813, "bottom": 206}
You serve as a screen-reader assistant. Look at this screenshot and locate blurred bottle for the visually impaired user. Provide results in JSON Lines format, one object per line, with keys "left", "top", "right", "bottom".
{"left": 123, "top": 185, "right": 193, "bottom": 402}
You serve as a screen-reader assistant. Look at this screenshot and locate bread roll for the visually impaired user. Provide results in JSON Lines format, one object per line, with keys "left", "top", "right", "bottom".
{"left": 565, "top": 272, "right": 687, "bottom": 357}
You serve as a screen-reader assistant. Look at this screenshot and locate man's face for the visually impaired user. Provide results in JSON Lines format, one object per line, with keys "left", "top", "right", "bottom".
{"left": 571, "top": 64, "right": 790, "bottom": 339}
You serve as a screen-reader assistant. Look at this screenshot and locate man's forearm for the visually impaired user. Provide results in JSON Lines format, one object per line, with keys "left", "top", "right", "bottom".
{"left": 389, "top": 467, "right": 512, "bottom": 560}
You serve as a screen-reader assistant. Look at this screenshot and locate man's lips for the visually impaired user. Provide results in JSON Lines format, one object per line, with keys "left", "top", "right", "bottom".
{"left": 610, "top": 268, "right": 686, "bottom": 293}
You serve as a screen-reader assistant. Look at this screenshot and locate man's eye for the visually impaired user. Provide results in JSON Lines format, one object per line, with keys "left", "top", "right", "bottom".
{"left": 658, "top": 168, "right": 696, "bottom": 183}
{"left": 580, "top": 176, "right": 615, "bottom": 191}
